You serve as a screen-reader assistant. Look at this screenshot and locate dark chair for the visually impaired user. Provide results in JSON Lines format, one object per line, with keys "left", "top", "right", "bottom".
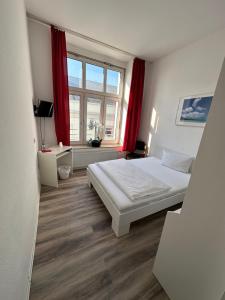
{"left": 126, "top": 140, "right": 147, "bottom": 159}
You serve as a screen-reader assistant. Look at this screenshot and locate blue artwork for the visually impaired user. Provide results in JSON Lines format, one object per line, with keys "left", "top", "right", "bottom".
{"left": 177, "top": 95, "right": 213, "bottom": 126}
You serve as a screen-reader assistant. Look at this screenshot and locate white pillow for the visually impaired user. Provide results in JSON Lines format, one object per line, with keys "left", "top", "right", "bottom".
{"left": 161, "top": 149, "right": 193, "bottom": 173}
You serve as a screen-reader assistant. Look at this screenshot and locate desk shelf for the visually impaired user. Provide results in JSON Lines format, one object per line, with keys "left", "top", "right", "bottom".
{"left": 38, "top": 146, "right": 73, "bottom": 187}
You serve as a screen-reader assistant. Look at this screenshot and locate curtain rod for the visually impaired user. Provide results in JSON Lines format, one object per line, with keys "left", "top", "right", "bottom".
{"left": 27, "top": 13, "right": 135, "bottom": 58}
{"left": 67, "top": 51, "right": 125, "bottom": 70}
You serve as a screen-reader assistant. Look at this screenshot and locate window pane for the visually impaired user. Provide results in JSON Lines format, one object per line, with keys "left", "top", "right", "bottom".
{"left": 86, "top": 64, "right": 104, "bottom": 92}
{"left": 67, "top": 58, "right": 82, "bottom": 88}
{"left": 104, "top": 101, "right": 118, "bottom": 140}
{"left": 69, "top": 95, "right": 80, "bottom": 142}
{"left": 106, "top": 69, "right": 121, "bottom": 95}
{"left": 86, "top": 98, "right": 102, "bottom": 140}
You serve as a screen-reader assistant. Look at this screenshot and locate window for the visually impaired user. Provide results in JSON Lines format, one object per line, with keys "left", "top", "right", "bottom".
{"left": 104, "top": 101, "right": 118, "bottom": 140}
{"left": 86, "top": 97, "right": 102, "bottom": 140}
{"left": 106, "top": 69, "right": 121, "bottom": 95}
{"left": 67, "top": 54, "right": 124, "bottom": 144}
{"left": 67, "top": 58, "right": 82, "bottom": 88}
{"left": 69, "top": 95, "right": 81, "bottom": 142}
{"left": 86, "top": 63, "right": 104, "bottom": 92}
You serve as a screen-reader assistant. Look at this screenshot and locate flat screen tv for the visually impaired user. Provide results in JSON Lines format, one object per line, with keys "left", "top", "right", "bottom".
{"left": 36, "top": 100, "right": 53, "bottom": 117}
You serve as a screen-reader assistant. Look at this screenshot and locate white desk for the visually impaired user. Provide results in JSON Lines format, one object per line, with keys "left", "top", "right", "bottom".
{"left": 38, "top": 146, "right": 73, "bottom": 187}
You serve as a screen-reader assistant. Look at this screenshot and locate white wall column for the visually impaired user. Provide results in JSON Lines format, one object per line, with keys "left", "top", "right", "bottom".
{"left": 153, "top": 59, "right": 225, "bottom": 300}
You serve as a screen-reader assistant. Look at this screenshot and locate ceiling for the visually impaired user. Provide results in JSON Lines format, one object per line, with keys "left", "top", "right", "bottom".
{"left": 26, "top": 0, "right": 225, "bottom": 61}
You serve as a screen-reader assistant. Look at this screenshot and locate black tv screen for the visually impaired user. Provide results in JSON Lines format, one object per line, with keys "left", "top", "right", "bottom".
{"left": 37, "top": 101, "right": 53, "bottom": 117}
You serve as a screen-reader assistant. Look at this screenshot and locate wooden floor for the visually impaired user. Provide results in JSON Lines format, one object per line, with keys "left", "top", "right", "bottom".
{"left": 30, "top": 170, "right": 176, "bottom": 300}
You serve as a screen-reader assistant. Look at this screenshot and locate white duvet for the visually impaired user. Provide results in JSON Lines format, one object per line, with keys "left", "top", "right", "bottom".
{"left": 96, "top": 159, "right": 171, "bottom": 201}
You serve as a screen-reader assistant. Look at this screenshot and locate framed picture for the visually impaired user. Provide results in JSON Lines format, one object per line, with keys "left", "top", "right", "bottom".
{"left": 176, "top": 93, "right": 213, "bottom": 127}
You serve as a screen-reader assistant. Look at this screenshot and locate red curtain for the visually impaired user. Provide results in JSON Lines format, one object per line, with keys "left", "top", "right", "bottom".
{"left": 51, "top": 26, "right": 70, "bottom": 146}
{"left": 122, "top": 57, "right": 145, "bottom": 152}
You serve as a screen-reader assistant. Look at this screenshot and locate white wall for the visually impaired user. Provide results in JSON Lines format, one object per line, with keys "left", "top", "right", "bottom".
{"left": 28, "top": 19, "right": 133, "bottom": 148}
{"left": 153, "top": 58, "right": 225, "bottom": 300}
{"left": 139, "top": 28, "right": 225, "bottom": 157}
{"left": 0, "top": 1, "right": 40, "bottom": 300}
{"left": 28, "top": 19, "right": 57, "bottom": 148}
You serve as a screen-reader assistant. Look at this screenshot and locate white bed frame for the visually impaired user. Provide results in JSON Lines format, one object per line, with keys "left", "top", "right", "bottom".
{"left": 87, "top": 167, "right": 185, "bottom": 237}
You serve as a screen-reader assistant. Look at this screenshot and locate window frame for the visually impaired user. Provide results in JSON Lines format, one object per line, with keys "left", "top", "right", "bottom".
{"left": 67, "top": 52, "right": 125, "bottom": 145}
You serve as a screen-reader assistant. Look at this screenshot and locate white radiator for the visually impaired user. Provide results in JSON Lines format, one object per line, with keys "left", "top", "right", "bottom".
{"left": 73, "top": 147, "right": 125, "bottom": 169}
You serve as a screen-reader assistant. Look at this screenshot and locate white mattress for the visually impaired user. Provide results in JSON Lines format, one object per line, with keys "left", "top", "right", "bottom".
{"left": 88, "top": 157, "right": 191, "bottom": 212}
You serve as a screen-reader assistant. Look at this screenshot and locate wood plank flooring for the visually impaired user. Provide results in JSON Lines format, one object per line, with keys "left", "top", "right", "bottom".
{"left": 30, "top": 169, "right": 177, "bottom": 300}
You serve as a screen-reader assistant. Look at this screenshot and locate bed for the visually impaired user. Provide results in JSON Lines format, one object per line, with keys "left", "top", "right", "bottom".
{"left": 87, "top": 156, "right": 191, "bottom": 237}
